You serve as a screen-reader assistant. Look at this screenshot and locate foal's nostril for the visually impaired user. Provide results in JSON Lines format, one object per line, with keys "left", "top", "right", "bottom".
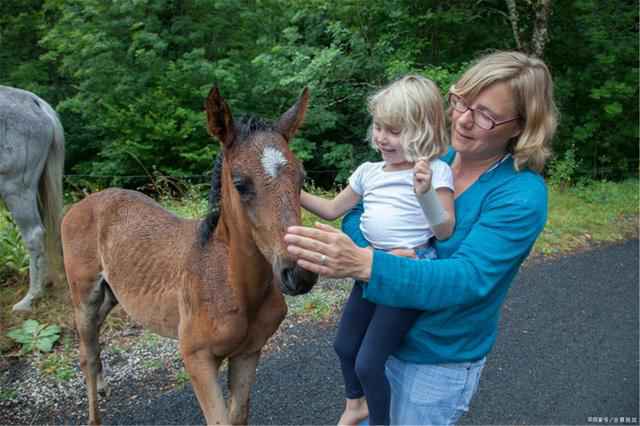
{"left": 281, "top": 268, "right": 297, "bottom": 294}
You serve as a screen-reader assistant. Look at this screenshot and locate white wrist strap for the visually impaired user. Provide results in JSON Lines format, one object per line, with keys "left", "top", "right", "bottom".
{"left": 416, "top": 187, "right": 448, "bottom": 226}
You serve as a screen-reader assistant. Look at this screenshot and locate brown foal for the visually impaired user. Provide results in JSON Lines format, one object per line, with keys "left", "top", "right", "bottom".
{"left": 61, "top": 86, "right": 318, "bottom": 425}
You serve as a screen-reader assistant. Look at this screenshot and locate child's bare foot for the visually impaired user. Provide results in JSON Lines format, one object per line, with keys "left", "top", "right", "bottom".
{"left": 338, "top": 397, "right": 369, "bottom": 426}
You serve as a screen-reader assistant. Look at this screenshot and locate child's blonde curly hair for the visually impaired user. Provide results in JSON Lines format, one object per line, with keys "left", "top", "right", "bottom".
{"left": 368, "top": 75, "right": 449, "bottom": 162}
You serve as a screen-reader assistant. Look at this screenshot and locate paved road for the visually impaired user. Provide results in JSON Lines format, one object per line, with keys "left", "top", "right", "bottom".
{"left": 56, "top": 240, "right": 640, "bottom": 425}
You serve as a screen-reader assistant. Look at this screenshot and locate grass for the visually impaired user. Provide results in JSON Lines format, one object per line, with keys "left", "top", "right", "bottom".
{"left": 39, "top": 352, "right": 75, "bottom": 381}
{"left": 285, "top": 284, "right": 352, "bottom": 320}
{"left": 0, "top": 178, "right": 637, "bottom": 354}
{"left": 535, "top": 179, "right": 639, "bottom": 256}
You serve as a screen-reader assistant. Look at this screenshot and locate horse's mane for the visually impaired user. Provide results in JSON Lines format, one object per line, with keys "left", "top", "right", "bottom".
{"left": 197, "top": 115, "right": 275, "bottom": 247}
{"left": 236, "top": 115, "right": 275, "bottom": 141}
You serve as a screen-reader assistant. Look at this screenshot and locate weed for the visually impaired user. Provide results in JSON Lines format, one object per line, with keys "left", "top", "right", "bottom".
{"left": 548, "top": 145, "right": 582, "bottom": 190}
{"left": 140, "top": 330, "right": 160, "bottom": 347}
{"left": 286, "top": 286, "right": 350, "bottom": 320}
{"left": 175, "top": 369, "right": 190, "bottom": 388}
{"left": 0, "top": 209, "right": 29, "bottom": 280}
{"left": 0, "top": 387, "right": 17, "bottom": 401}
{"left": 6, "top": 319, "right": 61, "bottom": 355}
{"left": 143, "top": 359, "right": 163, "bottom": 370}
{"left": 535, "top": 179, "right": 639, "bottom": 255}
{"left": 40, "top": 352, "right": 75, "bottom": 381}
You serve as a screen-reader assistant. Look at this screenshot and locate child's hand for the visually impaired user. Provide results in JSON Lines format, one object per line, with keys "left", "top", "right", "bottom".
{"left": 390, "top": 248, "right": 417, "bottom": 259}
{"left": 413, "top": 159, "right": 432, "bottom": 195}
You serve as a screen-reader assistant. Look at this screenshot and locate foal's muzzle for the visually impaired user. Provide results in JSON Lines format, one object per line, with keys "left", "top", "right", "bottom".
{"left": 280, "top": 265, "right": 318, "bottom": 296}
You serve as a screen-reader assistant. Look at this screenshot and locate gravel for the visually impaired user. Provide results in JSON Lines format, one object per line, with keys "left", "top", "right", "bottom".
{"left": 0, "top": 277, "right": 351, "bottom": 425}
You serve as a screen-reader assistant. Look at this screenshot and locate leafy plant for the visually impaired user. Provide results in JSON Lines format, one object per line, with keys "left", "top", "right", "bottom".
{"left": 547, "top": 145, "right": 582, "bottom": 190}
{"left": 40, "top": 352, "right": 75, "bottom": 381}
{"left": 175, "top": 369, "right": 191, "bottom": 388}
{"left": 0, "top": 209, "right": 29, "bottom": 277}
{"left": 0, "top": 387, "right": 17, "bottom": 401}
{"left": 6, "top": 319, "right": 61, "bottom": 355}
{"left": 143, "top": 359, "right": 162, "bottom": 370}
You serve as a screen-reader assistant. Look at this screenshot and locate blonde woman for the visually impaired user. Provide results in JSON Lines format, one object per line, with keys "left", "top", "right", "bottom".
{"left": 287, "top": 51, "right": 558, "bottom": 425}
{"left": 300, "top": 75, "right": 455, "bottom": 425}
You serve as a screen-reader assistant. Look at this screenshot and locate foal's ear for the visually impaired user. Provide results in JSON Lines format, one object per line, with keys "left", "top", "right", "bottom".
{"left": 275, "top": 87, "right": 309, "bottom": 142}
{"left": 205, "top": 86, "right": 235, "bottom": 147}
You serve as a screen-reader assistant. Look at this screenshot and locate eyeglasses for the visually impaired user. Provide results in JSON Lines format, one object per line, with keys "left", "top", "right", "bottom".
{"left": 448, "top": 93, "right": 520, "bottom": 130}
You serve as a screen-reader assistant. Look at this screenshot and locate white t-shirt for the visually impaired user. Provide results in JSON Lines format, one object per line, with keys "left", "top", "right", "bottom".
{"left": 348, "top": 160, "right": 454, "bottom": 250}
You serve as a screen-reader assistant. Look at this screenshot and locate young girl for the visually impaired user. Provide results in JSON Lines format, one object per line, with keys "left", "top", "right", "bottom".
{"left": 301, "top": 75, "right": 455, "bottom": 426}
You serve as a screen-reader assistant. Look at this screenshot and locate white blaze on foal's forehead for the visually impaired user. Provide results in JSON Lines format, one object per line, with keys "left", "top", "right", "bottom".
{"left": 261, "top": 145, "right": 288, "bottom": 178}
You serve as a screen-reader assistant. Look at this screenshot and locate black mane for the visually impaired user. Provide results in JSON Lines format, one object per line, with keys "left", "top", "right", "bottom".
{"left": 197, "top": 152, "right": 224, "bottom": 247}
{"left": 197, "top": 115, "right": 276, "bottom": 247}
{"left": 236, "top": 115, "right": 275, "bottom": 142}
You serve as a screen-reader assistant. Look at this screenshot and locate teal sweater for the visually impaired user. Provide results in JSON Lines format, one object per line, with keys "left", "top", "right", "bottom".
{"left": 342, "top": 149, "right": 548, "bottom": 364}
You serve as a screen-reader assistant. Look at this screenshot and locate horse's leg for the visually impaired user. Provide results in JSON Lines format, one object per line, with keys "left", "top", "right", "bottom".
{"left": 73, "top": 277, "right": 109, "bottom": 426}
{"left": 3, "top": 190, "right": 47, "bottom": 312}
{"left": 180, "top": 340, "right": 229, "bottom": 425}
{"left": 228, "top": 284, "right": 287, "bottom": 425}
{"left": 228, "top": 351, "right": 261, "bottom": 425}
{"left": 94, "top": 281, "right": 118, "bottom": 395}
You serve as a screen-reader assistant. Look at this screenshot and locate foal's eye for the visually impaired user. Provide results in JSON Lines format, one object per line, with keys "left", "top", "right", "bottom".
{"left": 233, "top": 177, "right": 254, "bottom": 199}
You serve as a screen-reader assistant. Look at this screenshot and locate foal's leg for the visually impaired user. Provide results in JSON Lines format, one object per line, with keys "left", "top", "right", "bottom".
{"left": 3, "top": 190, "right": 47, "bottom": 312}
{"left": 180, "top": 342, "right": 229, "bottom": 425}
{"left": 228, "top": 351, "right": 261, "bottom": 425}
{"left": 228, "top": 284, "right": 286, "bottom": 425}
{"left": 73, "top": 277, "right": 109, "bottom": 426}
{"left": 95, "top": 281, "right": 118, "bottom": 394}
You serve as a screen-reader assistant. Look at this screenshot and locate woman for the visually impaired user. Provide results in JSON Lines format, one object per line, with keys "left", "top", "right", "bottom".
{"left": 285, "top": 50, "right": 558, "bottom": 425}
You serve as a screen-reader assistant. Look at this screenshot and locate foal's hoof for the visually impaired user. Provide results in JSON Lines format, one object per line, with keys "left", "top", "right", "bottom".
{"left": 97, "top": 385, "right": 111, "bottom": 397}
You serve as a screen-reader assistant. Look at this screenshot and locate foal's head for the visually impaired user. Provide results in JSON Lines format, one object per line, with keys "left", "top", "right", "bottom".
{"left": 203, "top": 86, "right": 318, "bottom": 296}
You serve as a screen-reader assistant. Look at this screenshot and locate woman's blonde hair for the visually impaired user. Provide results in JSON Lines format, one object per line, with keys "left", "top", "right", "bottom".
{"left": 450, "top": 51, "right": 558, "bottom": 173}
{"left": 368, "top": 75, "right": 448, "bottom": 162}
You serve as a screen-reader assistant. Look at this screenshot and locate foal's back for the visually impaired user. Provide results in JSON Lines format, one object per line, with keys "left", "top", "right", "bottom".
{"left": 62, "top": 188, "right": 202, "bottom": 337}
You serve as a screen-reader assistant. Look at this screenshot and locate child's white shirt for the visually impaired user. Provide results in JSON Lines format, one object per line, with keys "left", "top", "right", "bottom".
{"left": 348, "top": 159, "right": 454, "bottom": 250}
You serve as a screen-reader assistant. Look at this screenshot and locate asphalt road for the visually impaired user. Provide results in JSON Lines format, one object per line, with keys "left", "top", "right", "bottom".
{"left": 50, "top": 240, "right": 640, "bottom": 425}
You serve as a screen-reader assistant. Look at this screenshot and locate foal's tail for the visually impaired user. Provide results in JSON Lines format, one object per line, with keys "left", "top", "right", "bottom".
{"left": 39, "top": 102, "right": 65, "bottom": 285}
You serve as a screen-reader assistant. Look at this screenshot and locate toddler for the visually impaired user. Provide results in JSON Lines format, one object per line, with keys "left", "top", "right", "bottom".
{"left": 301, "top": 75, "right": 455, "bottom": 426}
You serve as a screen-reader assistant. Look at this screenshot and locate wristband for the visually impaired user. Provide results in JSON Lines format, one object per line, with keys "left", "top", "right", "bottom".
{"left": 416, "top": 187, "right": 448, "bottom": 226}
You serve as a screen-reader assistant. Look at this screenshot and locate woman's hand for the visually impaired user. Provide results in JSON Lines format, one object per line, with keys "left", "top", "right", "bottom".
{"left": 414, "top": 159, "right": 433, "bottom": 195}
{"left": 285, "top": 222, "right": 373, "bottom": 281}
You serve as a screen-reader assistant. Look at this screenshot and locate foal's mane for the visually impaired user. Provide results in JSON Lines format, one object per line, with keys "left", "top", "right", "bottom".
{"left": 197, "top": 115, "right": 276, "bottom": 247}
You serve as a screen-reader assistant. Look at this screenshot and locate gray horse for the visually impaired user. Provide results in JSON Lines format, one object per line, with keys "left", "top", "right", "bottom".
{"left": 0, "top": 86, "right": 65, "bottom": 311}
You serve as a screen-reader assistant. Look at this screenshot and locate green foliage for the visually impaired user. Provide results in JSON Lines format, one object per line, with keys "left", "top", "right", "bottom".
{"left": 548, "top": 144, "right": 582, "bottom": 190}
{"left": 40, "top": 352, "right": 75, "bottom": 381}
{"left": 6, "top": 319, "right": 61, "bottom": 355}
{"left": 175, "top": 369, "right": 191, "bottom": 388}
{"left": 285, "top": 285, "right": 350, "bottom": 320}
{"left": 0, "top": 387, "right": 17, "bottom": 401}
{"left": 1, "top": 0, "right": 637, "bottom": 188}
{"left": 0, "top": 209, "right": 29, "bottom": 279}
{"left": 535, "top": 179, "right": 639, "bottom": 255}
{"left": 548, "top": 0, "right": 638, "bottom": 179}
{"left": 143, "top": 359, "right": 163, "bottom": 370}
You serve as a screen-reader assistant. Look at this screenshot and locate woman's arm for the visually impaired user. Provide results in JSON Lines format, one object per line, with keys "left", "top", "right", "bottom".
{"left": 285, "top": 174, "right": 547, "bottom": 311}
{"left": 301, "top": 187, "right": 361, "bottom": 221}
{"left": 363, "top": 178, "right": 547, "bottom": 311}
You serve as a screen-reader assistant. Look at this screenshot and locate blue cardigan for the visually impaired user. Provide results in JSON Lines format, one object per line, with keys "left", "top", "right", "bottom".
{"left": 342, "top": 150, "right": 548, "bottom": 364}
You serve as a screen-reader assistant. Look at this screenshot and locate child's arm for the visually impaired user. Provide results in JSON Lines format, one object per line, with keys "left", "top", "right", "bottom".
{"left": 430, "top": 188, "right": 455, "bottom": 239}
{"left": 414, "top": 160, "right": 456, "bottom": 240}
{"left": 301, "top": 186, "right": 361, "bottom": 221}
